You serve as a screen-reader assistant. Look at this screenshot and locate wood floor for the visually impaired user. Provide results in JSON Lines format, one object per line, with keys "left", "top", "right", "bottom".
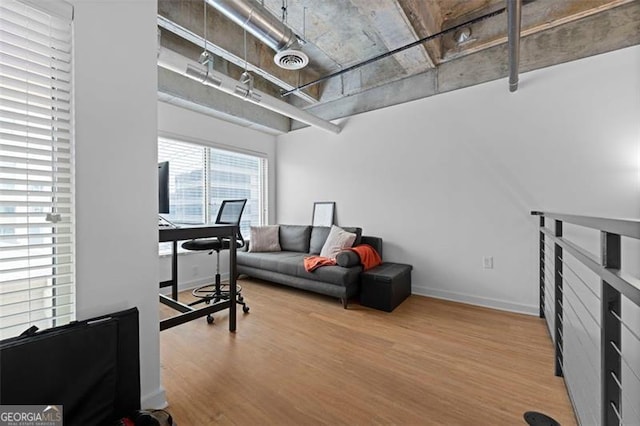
{"left": 159, "top": 278, "right": 576, "bottom": 425}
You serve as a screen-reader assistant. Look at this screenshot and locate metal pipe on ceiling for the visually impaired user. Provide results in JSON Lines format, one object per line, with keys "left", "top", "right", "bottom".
{"left": 280, "top": 7, "right": 507, "bottom": 98}
{"left": 205, "top": 0, "right": 299, "bottom": 52}
{"left": 507, "top": 0, "right": 522, "bottom": 92}
{"left": 157, "top": 47, "right": 341, "bottom": 134}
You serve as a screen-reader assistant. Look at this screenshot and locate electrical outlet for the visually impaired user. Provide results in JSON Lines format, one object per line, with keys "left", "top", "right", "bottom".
{"left": 483, "top": 256, "right": 493, "bottom": 269}
{"left": 192, "top": 265, "right": 199, "bottom": 277}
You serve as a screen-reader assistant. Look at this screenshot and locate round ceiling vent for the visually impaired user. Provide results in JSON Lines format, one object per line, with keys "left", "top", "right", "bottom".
{"left": 274, "top": 49, "right": 309, "bottom": 70}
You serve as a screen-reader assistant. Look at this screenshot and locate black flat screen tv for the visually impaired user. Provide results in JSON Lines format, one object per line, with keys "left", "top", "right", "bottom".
{"left": 158, "top": 161, "right": 170, "bottom": 214}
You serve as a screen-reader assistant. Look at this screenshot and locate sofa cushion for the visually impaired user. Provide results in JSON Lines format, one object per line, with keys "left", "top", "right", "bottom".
{"left": 237, "top": 251, "right": 303, "bottom": 272}
{"left": 301, "top": 263, "right": 363, "bottom": 286}
{"left": 279, "top": 225, "right": 311, "bottom": 252}
{"left": 239, "top": 252, "right": 303, "bottom": 276}
{"left": 309, "top": 226, "right": 331, "bottom": 255}
{"left": 248, "top": 225, "right": 281, "bottom": 252}
{"left": 320, "top": 225, "right": 356, "bottom": 260}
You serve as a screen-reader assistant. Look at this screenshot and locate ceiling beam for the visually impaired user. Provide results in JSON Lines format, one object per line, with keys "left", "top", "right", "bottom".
{"left": 441, "top": 0, "right": 635, "bottom": 61}
{"left": 158, "top": 67, "right": 290, "bottom": 134}
{"left": 396, "top": 0, "right": 443, "bottom": 64}
{"left": 291, "top": 69, "right": 438, "bottom": 129}
{"left": 348, "top": 0, "right": 435, "bottom": 71}
{"left": 159, "top": 28, "right": 283, "bottom": 97}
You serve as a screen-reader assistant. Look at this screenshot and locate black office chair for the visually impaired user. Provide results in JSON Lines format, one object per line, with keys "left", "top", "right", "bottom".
{"left": 181, "top": 199, "right": 249, "bottom": 324}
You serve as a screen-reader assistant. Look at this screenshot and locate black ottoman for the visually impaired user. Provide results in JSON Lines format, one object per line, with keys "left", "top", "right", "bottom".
{"left": 360, "top": 263, "right": 412, "bottom": 312}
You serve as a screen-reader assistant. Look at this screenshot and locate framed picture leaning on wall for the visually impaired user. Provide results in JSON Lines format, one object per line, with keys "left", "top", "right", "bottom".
{"left": 312, "top": 202, "right": 335, "bottom": 227}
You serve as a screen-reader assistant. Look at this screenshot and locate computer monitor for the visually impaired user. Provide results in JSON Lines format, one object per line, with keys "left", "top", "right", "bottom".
{"left": 158, "top": 161, "right": 169, "bottom": 214}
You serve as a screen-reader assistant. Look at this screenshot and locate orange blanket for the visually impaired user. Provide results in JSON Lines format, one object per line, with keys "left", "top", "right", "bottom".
{"left": 304, "top": 256, "right": 336, "bottom": 272}
{"left": 350, "top": 244, "right": 382, "bottom": 271}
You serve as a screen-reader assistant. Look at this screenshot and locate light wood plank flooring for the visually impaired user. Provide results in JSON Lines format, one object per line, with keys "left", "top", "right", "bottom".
{"left": 160, "top": 278, "right": 576, "bottom": 425}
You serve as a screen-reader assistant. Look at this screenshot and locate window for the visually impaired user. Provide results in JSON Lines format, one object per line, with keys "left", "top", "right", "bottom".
{"left": 158, "top": 137, "right": 267, "bottom": 238}
{"left": 158, "top": 140, "right": 204, "bottom": 224}
{"left": 0, "top": 0, "right": 74, "bottom": 339}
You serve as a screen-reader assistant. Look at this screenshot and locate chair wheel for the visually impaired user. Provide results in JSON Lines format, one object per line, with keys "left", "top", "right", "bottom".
{"left": 238, "top": 295, "right": 244, "bottom": 302}
{"left": 242, "top": 305, "right": 250, "bottom": 313}
{"left": 206, "top": 315, "right": 214, "bottom": 324}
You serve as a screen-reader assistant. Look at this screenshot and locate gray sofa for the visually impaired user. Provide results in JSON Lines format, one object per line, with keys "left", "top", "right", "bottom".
{"left": 237, "top": 225, "right": 382, "bottom": 308}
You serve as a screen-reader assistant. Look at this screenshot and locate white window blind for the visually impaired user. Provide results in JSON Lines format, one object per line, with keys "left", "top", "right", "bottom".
{"left": 158, "top": 138, "right": 267, "bottom": 239}
{"left": 158, "top": 140, "right": 205, "bottom": 225}
{"left": 0, "top": 0, "right": 74, "bottom": 339}
{"left": 209, "top": 147, "right": 264, "bottom": 238}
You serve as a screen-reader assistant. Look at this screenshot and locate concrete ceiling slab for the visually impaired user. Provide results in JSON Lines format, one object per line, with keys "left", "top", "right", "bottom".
{"left": 158, "top": 0, "right": 640, "bottom": 133}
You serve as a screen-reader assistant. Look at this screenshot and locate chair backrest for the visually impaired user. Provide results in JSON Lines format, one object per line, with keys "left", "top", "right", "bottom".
{"left": 215, "top": 199, "right": 247, "bottom": 247}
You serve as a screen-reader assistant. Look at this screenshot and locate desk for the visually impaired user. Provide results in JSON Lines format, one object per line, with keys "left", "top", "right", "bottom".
{"left": 159, "top": 224, "right": 238, "bottom": 332}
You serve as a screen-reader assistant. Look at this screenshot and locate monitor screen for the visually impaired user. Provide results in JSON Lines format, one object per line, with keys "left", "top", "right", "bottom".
{"left": 158, "top": 161, "right": 169, "bottom": 214}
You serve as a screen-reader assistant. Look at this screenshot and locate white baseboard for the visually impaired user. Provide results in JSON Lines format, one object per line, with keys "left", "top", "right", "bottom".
{"left": 142, "top": 386, "right": 168, "bottom": 410}
{"left": 412, "top": 284, "right": 538, "bottom": 316}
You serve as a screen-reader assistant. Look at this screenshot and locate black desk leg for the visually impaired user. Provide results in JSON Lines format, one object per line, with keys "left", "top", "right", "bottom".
{"left": 171, "top": 240, "right": 178, "bottom": 301}
{"left": 229, "top": 234, "right": 237, "bottom": 332}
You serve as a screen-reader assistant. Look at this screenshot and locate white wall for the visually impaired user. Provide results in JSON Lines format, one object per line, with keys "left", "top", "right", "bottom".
{"left": 71, "top": 0, "right": 163, "bottom": 408}
{"left": 157, "top": 102, "right": 277, "bottom": 285}
{"left": 276, "top": 45, "right": 640, "bottom": 315}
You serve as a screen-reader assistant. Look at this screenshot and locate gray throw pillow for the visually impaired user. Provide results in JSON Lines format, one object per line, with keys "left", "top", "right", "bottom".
{"left": 279, "top": 225, "right": 311, "bottom": 252}
{"left": 248, "top": 225, "right": 281, "bottom": 252}
{"left": 336, "top": 250, "right": 360, "bottom": 267}
{"left": 309, "top": 226, "right": 331, "bottom": 254}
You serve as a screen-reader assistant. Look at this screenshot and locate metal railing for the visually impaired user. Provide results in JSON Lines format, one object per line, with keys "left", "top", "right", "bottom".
{"left": 531, "top": 211, "right": 640, "bottom": 425}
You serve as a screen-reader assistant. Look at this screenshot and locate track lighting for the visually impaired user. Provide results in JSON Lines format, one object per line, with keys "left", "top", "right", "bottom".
{"left": 185, "top": 64, "right": 222, "bottom": 87}
{"left": 234, "top": 71, "right": 262, "bottom": 102}
{"left": 185, "top": 51, "right": 222, "bottom": 87}
{"left": 157, "top": 47, "right": 341, "bottom": 134}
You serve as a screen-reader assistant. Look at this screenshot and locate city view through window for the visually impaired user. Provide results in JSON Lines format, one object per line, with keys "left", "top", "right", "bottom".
{"left": 158, "top": 139, "right": 266, "bottom": 241}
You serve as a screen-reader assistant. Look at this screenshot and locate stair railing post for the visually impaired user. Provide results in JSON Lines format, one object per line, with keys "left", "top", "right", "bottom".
{"left": 601, "top": 231, "right": 621, "bottom": 426}
{"left": 554, "top": 219, "right": 563, "bottom": 377}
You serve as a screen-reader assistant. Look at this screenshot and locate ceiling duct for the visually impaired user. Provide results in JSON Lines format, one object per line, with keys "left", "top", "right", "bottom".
{"left": 205, "top": 0, "right": 300, "bottom": 52}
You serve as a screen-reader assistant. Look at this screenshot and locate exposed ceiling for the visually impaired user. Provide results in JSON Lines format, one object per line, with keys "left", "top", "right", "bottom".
{"left": 157, "top": 0, "right": 640, "bottom": 134}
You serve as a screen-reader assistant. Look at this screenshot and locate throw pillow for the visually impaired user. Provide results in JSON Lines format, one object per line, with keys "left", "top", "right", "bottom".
{"left": 249, "top": 225, "right": 281, "bottom": 252}
{"left": 279, "top": 225, "right": 312, "bottom": 252}
{"left": 309, "top": 226, "right": 331, "bottom": 255}
{"left": 319, "top": 225, "right": 356, "bottom": 260}
{"left": 336, "top": 250, "right": 360, "bottom": 267}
